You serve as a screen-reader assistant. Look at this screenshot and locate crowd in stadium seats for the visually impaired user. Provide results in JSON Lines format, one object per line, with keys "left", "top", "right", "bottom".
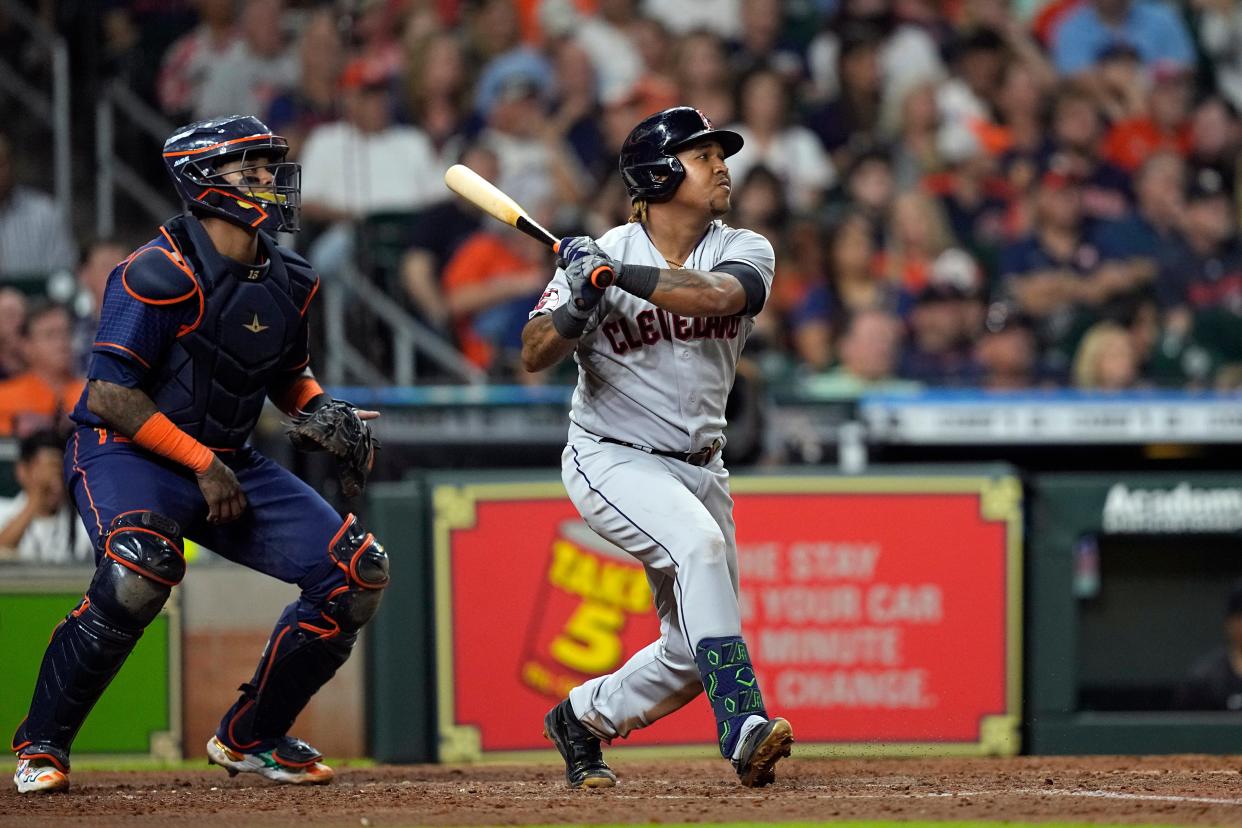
{"left": 3, "top": 0, "right": 1242, "bottom": 394}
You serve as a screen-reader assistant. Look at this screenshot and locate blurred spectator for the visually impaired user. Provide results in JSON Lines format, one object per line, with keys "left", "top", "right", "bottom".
{"left": 299, "top": 65, "right": 445, "bottom": 281}
{"left": 539, "top": 0, "right": 643, "bottom": 108}
{"left": 806, "top": 29, "right": 883, "bottom": 172}
{"left": 1051, "top": 0, "right": 1195, "bottom": 78}
{"left": 640, "top": 0, "right": 741, "bottom": 40}
{"left": 264, "top": 7, "right": 344, "bottom": 159}
{"left": 806, "top": 2, "right": 945, "bottom": 105}
{"left": 0, "top": 288, "right": 26, "bottom": 380}
{"left": 728, "top": 0, "right": 803, "bottom": 83}
{"left": 156, "top": 0, "right": 238, "bottom": 122}
{"left": 1000, "top": 165, "right": 1134, "bottom": 379}
{"left": 0, "top": 301, "right": 84, "bottom": 438}
{"left": 623, "top": 17, "right": 680, "bottom": 116}
{"left": 729, "top": 67, "right": 835, "bottom": 213}
{"left": 1155, "top": 168, "right": 1242, "bottom": 365}
{"left": 1195, "top": 0, "right": 1242, "bottom": 112}
{"left": 880, "top": 76, "right": 945, "bottom": 190}
{"left": 464, "top": 0, "right": 524, "bottom": 70}
{"left": 1093, "top": 150, "right": 1184, "bottom": 280}
{"left": 900, "top": 284, "right": 984, "bottom": 385}
{"left": 195, "top": 0, "right": 297, "bottom": 120}
{"left": 975, "top": 302, "right": 1039, "bottom": 388}
{"left": 476, "top": 71, "right": 586, "bottom": 227}
{"left": 879, "top": 191, "right": 963, "bottom": 293}
{"left": 0, "top": 428, "right": 92, "bottom": 564}
{"left": 1072, "top": 320, "right": 1141, "bottom": 388}
{"left": 674, "top": 30, "right": 736, "bottom": 127}
{"left": 340, "top": 0, "right": 404, "bottom": 92}
{"left": 926, "top": 123, "right": 1011, "bottom": 274}
{"left": 1092, "top": 41, "right": 1147, "bottom": 124}
{"left": 397, "top": 142, "right": 496, "bottom": 331}
{"left": 1102, "top": 62, "right": 1193, "bottom": 173}
{"left": 70, "top": 239, "right": 128, "bottom": 373}
{"left": 1048, "top": 85, "right": 1133, "bottom": 221}
{"left": 806, "top": 308, "right": 919, "bottom": 397}
{"left": 0, "top": 131, "right": 76, "bottom": 278}
{"left": 1187, "top": 97, "right": 1241, "bottom": 206}
{"left": 997, "top": 61, "right": 1054, "bottom": 163}
{"left": 730, "top": 166, "right": 788, "bottom": 245}
{"left": 1175, "top": 579, "right": 1242, "bottom": 711}
{"left": 543, "top": 39, "right": 606, "bottom": 180}
{"left": 838, "top": 148, "right": 896, "bottom": 227}
{"left": 441, "top": 208, "right": 553, "bottom": 376}
{"left": 402, "top": 30, "right": 473, "bottom": 168}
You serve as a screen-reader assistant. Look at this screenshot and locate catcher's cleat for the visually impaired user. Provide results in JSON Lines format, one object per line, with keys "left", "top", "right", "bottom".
{"left": 14, "top": 756, "right": 69, "bottom": 794}
{"left": 542, "top": 699, "right": 617, "bottom": 789}
{"left": 206, "top": 735, "right": 334, "bottom": 785}
{"left": 733, "top": 717, "right": 793, "bottom": 788}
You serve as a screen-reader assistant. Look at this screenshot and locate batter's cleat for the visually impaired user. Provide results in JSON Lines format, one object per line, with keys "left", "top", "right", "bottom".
{"left": 542, "top": 699, "right": 617, "bottom": 789}
{"left": 14, "top": 757, "right": 69, "bottom": 794}
{"left": 206, "top": 735, "right": 334, "bottom": 785}
{"left": 733, "top": 717, "right": 794, "bottom": 788}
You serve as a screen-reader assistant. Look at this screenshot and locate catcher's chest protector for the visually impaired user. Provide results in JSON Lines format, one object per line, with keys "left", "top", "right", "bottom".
{"left": 146, "top": 218, "right": 308, "bottom": 449}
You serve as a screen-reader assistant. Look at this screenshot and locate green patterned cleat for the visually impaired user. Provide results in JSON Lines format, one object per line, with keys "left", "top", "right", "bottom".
{"left": 206, "top": 735, "right": 334, "bottom": 785}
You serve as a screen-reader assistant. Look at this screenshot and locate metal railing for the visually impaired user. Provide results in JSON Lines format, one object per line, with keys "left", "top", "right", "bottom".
{"left": 0, "top": 0, "right": 70, "bottom": 225}
{"left": 94, "top": 81, "right": 177, "bottom": 238}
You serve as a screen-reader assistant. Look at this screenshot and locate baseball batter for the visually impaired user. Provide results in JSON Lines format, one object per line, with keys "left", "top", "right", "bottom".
{"left": 522, "top": 107, "right": 793, "bottom": 789}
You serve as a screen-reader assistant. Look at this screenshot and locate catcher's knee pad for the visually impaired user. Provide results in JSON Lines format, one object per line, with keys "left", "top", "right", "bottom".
{"left": 325, "top": 514, "right": 389, "bottom": 631}
{"left": 93, "top": 511, "right": 186, "bottom": 627}
{"left": 14, "top": 512, "right": 183, "bottom": 754}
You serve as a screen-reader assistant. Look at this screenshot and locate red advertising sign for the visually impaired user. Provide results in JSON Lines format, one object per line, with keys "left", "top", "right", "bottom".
{"left": 435, "top": 476, "right": 1021, "bottom": 759}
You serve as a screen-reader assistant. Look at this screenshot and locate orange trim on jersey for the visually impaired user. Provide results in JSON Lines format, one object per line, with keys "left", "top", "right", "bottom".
{"left": 299, "top": 277, "right": 320, "bottom": 317}
{"left": 94, "top": 341, "right": 152, "bottom": 369}
{"left": 161, "top": 133, "right": 273, "bottom": 157}
{"left": 133, "top": 412, "right": 214, "bottom": 475}
{"left": 73, "top": 432, "right": 104, "bottom": 539}
{"left": 194, "top": 187, "right": 269, "bottom": 228}
{"left": 121, "top": 247, "right": 197, "bottom": 306}
{"left": 157, "top": 227, "right": 207, "bottom": 337}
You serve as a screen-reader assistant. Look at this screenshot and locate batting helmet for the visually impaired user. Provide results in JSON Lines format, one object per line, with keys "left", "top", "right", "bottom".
{"left": 163, "top": 115, "right": 301, "bottom": 233}
{"left": 619, "top": 107, "right": 744, "bottom": 203}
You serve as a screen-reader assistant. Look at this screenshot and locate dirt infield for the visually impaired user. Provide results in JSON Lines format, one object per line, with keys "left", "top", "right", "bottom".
{"left": 3, "top": 755, "right": 1242, "bottom": 827}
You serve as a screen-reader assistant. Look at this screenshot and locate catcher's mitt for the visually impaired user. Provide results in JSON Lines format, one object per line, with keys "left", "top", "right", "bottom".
{"left": 287, "top": 399, "right": 377, "bottom": 498}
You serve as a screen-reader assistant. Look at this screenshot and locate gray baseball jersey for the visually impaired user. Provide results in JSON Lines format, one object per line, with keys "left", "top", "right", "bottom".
{"left": 530, "top": 220, "right": 775, "bottom": 452}
{"left": 530, "top": 220, "right": 775, "bottom": 745}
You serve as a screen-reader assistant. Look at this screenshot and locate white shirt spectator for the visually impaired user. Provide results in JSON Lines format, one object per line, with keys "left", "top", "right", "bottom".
{"left": 158, "top": 23, "right": 238, "bottom": 118}
{"left": 0, "top": 187, "right": 76, "bottom": 277}
{"left": 640, "top": 0, "right": 741, "bottom": 39}
{"left": 196, "top": 39, "right": 299, "bottom": 120}
{"left": 299, "top": 122, "right": 446, "bottom": 216}
{"left": 1199, "top": 5, "right": 1242, "bottom": 112}
{"left": 0, "top": 493, "right": 92, "bottom": 564}
{"left": 724, "top": 124, "right": 836, "bottom": 213}
{"left": 807, "top": 25, "right": 945, "bottom": 104}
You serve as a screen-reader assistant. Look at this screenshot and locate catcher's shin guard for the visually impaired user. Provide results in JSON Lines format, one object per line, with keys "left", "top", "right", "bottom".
{"left": 219, "top": 516, "right": 388, "bottom": 750}
{"left": 694, "top": 636, "right": 768, "bottom": 759}
{"left": 14, "top": 512, "right": 184, "bottom": 757}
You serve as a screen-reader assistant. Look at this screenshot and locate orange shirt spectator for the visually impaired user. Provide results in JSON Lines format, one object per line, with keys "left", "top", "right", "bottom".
{"left": 442, "top": 231, "right": 547, "bottom": 371}
{"left": 0, "top": 302, "right": 84, "bottom": 437}
{"left": 1102, "top": 118, "right": 1193, "bottom": 173}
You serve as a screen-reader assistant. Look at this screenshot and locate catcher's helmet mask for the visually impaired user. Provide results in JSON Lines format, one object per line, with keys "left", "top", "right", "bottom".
{"left": 164, "top": 115, "right": 301, "bottom": 233}
{"left": 619, "top": 106, "right": 744, "bottom": 203}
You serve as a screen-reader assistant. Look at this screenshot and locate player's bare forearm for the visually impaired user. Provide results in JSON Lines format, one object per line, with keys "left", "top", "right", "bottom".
{"left": 521, "top": 313, "right": 578, "bottom": 373}
{"left": 646, "top": 269, "right": 747, "bottom": 317}
{"left": 86, "top": 379, "right": 160, "bottom": 437}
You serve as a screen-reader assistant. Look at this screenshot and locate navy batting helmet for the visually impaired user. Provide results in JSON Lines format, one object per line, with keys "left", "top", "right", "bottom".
{"left": 618, "top": 107, "right": 743, "bottom": 203}
{"left": 163, "top": 115, "right": 300, "bottom": 233}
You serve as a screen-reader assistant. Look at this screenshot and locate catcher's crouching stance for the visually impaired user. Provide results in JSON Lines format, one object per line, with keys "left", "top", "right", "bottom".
{"left": 11, "top": 115, "right": 384, "bottom": 794}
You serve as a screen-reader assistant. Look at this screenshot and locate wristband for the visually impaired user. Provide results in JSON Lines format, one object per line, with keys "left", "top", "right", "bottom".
{"left": 615, "top": 264, "right": 659, "bottom": 299}
{"left": 551, "top": 303, "right": 589, "bottom": 339}
{"left": 282, "top": 377, "right": 325, "bottom": 415}
{"left": 133, "top": 412, "right": 214, "bottom": 474}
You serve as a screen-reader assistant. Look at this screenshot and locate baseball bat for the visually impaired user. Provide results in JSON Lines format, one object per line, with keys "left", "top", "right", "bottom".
{"left": 443, "top": 164, "right": 615, "bottom": 289}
